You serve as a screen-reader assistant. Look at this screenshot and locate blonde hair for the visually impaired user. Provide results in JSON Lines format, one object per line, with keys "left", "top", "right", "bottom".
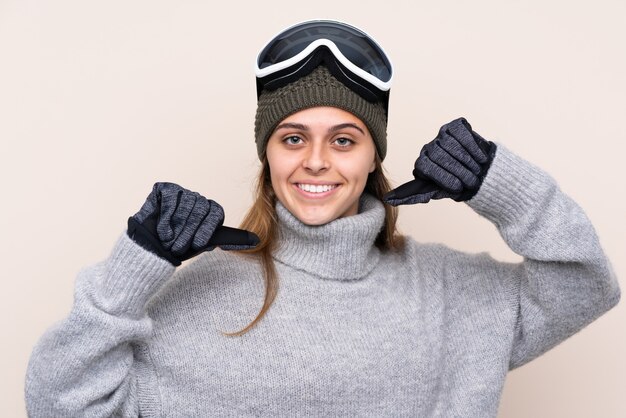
{"left": 223, "top": 156, "right": 404, "bottom": 337}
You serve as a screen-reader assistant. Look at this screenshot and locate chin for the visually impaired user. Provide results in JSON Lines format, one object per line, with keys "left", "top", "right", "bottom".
{"left": 293, "top": 210, "right": 337, "bottom": 226}
{"left": 291, "top": 202, "right": 356, "bottom": 226}
{"left": 278, "top": 189, "right": 361, "bottom": 226}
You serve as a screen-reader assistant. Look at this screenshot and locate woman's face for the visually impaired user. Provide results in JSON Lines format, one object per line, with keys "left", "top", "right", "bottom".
{"left": 266, "top": 106, "right": 377, "bottom": 226}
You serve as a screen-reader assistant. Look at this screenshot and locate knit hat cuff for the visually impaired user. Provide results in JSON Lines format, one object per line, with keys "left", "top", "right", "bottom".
{"left": 254, "top": 66, "right": 388, "bottom": 160}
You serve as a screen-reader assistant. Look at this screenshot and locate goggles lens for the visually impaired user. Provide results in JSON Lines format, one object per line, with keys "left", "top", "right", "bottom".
{"left": 257, "top": 20, "right": 392, "bottom": 88}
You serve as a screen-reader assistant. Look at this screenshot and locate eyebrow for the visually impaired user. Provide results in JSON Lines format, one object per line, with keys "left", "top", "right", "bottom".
{"left": 329, "top": 123, "right": 365, "bottom": 135}
{"left": 274, "top": 122, "right": 365, "bottom": 135}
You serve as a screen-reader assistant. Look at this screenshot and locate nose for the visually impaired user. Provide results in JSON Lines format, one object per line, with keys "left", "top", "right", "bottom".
{"left": 302, "top": 142, "right": 329, "bottom": 173}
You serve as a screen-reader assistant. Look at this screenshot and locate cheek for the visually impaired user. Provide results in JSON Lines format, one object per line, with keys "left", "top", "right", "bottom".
{"left": 336, "top": 155, "right": 375, "bottom": 184}
{"left": 350, "top": 146, "right": 376, "bottom": 178}
{"left": 267, "top": 150, "right": 296, "bottom": 187}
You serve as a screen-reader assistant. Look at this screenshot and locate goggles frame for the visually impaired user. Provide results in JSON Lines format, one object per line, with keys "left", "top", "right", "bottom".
{"left": 255, "top": 20, "right": 393, "bottom": 110}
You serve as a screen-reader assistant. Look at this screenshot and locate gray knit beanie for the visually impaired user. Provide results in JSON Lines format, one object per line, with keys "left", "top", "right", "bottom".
{"left": 254, "top": 65, "right": 388, "bottom": 160}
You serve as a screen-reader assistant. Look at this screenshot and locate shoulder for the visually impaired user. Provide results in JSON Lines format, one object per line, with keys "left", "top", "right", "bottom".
{"left": 186, "top": 249, "right": 262, "bottom": 279}
{"left": 388, "top": 236, "right": 514, "bottom": 278}
{"left": 383, "top": 236, "right": 457, "bottom": 267}
{"left": 382, "top": 236, "right": 518, "bottom": 306}
{"left": 147, "top": 249, "right": 263, "bottom": 313}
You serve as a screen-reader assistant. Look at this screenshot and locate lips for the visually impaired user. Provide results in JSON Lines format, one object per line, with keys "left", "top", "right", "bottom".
{"left": 296, "top": 183, "right": 339, "bottom": 193}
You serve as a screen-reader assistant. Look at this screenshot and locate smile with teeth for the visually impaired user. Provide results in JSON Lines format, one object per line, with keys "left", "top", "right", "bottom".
{"left": 297, "top": 183, "right": 339, "bottom": 193}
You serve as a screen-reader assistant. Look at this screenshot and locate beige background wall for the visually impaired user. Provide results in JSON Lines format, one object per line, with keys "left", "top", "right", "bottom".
{"left": 1, "top": 0, "right": 624, "bottom": 416}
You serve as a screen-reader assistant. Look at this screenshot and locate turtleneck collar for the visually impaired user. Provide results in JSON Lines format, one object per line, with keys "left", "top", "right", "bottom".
{"left": 273, "top": 194, "right": 385, "bottom": 281}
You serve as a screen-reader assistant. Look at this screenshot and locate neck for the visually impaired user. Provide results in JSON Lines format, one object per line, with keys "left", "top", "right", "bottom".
{"left": 272, "top": 194, "right": 385, "bottom": 281}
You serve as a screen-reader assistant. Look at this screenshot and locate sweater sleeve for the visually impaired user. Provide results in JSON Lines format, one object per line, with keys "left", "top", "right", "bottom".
{"left": 25, "top": 232, "right": 176, "bottom": 417}
{"left": 465, "top": 143, "right": 620, "bottom": 370}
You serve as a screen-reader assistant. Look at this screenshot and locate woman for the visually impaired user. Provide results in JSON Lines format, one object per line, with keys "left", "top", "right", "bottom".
{"left": 25, "top": 20, "right": 620, "bottom": 417}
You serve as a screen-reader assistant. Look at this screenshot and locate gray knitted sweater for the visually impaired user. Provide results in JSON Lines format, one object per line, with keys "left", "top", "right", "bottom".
{"left": 25, "top": 144, "right": 620, "bottom": 417}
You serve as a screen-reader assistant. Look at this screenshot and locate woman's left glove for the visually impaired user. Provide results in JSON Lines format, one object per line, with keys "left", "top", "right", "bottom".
{"left": 384, "top": 117, "right": 497, "bottom": 205}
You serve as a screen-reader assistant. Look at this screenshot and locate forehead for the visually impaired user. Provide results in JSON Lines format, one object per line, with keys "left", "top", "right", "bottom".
{"left": 280, "top": 106, "right": 365, "bottom": 127}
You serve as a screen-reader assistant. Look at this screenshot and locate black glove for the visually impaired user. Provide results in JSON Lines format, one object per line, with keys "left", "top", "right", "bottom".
{"left": 384, "top": 117, "right": 497, "bottom": 205}
{"left": 127, "top": 182, "right": 260, "bottom": 266}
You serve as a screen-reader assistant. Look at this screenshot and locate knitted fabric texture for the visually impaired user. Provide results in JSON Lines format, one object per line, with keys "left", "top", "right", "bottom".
{"left": 25, "top": 144, "right": 620, "bottom": 417}
{"left": 254, "top": 65, "right": 388, "bottom": 160}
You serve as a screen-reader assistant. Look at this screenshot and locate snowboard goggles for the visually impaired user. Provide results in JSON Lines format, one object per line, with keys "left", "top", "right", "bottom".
{"left": 255, "top": 20, "right": 393, "bottom": 108}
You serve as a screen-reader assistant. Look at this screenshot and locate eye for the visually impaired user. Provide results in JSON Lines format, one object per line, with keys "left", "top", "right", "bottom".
{"left": 283, "top": 136, "right": 303, "bottom": 145}
{"left": 333, "top": 137, "right": 354, "bottom": 147}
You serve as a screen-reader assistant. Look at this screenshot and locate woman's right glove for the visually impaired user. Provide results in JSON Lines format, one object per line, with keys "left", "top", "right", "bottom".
{"left": 127, "top": 182, "right": 259, "bottom": 266}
